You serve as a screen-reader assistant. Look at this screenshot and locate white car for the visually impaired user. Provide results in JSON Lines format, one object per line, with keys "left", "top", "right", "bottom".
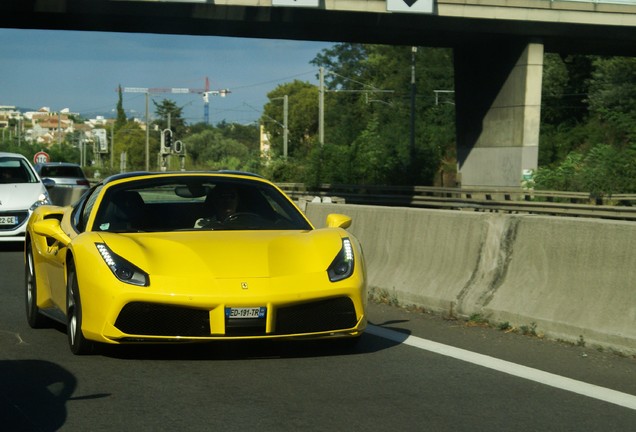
{"left": 0, "top": 152, "right": 51, "bottom": 242}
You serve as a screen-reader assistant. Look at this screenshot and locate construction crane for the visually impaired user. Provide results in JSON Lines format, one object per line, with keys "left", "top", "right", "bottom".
{"left": 123, "top": 77, "right": 230, "bottom": 124}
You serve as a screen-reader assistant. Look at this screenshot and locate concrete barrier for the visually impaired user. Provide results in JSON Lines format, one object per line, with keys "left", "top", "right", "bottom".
{"left": 306, "top": 203, "right": 636, "bottom": 355}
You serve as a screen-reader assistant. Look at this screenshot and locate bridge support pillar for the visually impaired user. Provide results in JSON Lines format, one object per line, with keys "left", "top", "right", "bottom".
{"left": 454, "top": 41, "right": 543, "bottom": 188}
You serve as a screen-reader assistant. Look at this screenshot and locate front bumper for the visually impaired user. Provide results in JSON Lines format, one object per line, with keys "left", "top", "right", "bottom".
{"left": 0, "top": 209, "right": 29, "bottom": 242}
{"left": 112, "top": 296, "right": 364, "bottom": 342}
{"left": 80, "top": 272, "right": 367, "bottom": 344}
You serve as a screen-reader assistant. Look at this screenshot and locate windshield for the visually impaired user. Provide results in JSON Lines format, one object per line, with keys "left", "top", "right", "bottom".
{"left": 0, "top": 157, "right": 39, "bottom": 184}
{"left": 91, "top": 176, "right": 312, "bottom": 233}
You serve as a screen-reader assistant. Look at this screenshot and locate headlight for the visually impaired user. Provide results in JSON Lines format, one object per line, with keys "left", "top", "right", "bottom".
{"left": 327, "top": 238, "right": 354, "bottom": 282}
{"left": 29, "top": 192, "right": 51, "bottom": 211}
{"left": 96, "top": 243, "right": 149, "bottom": 286}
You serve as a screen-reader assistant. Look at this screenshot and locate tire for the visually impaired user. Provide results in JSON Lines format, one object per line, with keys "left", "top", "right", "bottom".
{"left": 67, "top": 264, "right": 94, "bottom": 355}
{"left": 25, "top": 242, "right": 47, "bottom": 328}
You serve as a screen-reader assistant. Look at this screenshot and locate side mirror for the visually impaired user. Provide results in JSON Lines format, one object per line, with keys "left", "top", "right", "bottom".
{"left": 33, "top": 218, "right": 71, "bottom": 246}
{"left": 326, "top": 213, "right": 352, "bottom": 229}
{"left": 41, "top": 178, "right": 56, "bottom": 189}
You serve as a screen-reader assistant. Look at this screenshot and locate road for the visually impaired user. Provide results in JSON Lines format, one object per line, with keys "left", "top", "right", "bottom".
{"left": 1, "top": 242, "right": 636, "bottom": 431}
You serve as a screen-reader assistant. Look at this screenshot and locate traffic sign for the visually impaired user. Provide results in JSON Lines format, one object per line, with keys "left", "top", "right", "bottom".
{"left": 387, "top": 0, "right": 434, "bottom": 13}
{"left": 34, "top": 151, "right": 50, "bottom": 164}
{"left": 272, "top": 0, "right": 319, "bottom": 6}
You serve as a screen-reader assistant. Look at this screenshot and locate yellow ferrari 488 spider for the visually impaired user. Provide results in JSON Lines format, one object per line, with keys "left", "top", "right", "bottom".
{"left": 25, "top": 171, "right": 366, "bottom": 354}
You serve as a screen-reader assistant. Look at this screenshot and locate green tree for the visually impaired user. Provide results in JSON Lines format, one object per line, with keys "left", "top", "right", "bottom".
{"left": 587, "top": 56, "right": 636, "bottom": 146}
{"left": 153, "top": 99, "right": 186, "bottom": 138}
{"left": 309, "top": 43, "right": 455, "bottom": 185}
{"left": 115, "top": 85, "right": 128, "bottom": 130}
{"left": 184, "top": 128, "right": 252, "bottom": 171}
{"left": 262, "top": 81, "right": 318, "bottom": 159}
{"left": 216, "top": 121, "right": 260, "bottom": 155}
{"left": 113, "top": 122, "right": 153, "bottom": 171}
{"left": 536, "top": 54, "right": 636, "bottom": 194}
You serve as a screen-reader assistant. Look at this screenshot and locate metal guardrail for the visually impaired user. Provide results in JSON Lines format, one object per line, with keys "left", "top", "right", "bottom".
{"left": 278, "top": 183, "right": 636, "bottom": 222}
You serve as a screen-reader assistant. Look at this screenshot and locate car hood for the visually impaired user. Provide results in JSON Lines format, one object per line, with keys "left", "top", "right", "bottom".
{"left": 0, "top": 183, "right": 47, "bottom": 211}
{"left": 97, "top": 229, "right": 346, "bottom": 279}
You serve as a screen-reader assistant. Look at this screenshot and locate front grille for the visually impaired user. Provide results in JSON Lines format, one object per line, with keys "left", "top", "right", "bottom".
{"left": 115, "top": 302, "right": 211, "bottom": 337}
{"left": 225, "top": 318, "right": 267, "bottom": 336}
{"left": 0, "top": 210, "right": 28, "bottom": 232}
{"left": 275, "top": 297, "right": 357, "bottom": 335}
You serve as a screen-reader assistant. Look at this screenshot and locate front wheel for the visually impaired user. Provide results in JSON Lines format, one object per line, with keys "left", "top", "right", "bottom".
{"left": 67, "top": 265, "right": 94, "bottom": 355}
{"left": 25, "top": 243, "right": 47, "bottom": 328}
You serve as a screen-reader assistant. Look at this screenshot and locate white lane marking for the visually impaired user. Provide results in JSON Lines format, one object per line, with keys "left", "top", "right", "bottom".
{"left": 367, "top": 324, "right": 636, "bottom": 411}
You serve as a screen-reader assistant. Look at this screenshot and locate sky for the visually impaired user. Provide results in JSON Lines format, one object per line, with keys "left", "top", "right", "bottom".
{"left": 0, "top": 28, "right": 334, "bottom": 125}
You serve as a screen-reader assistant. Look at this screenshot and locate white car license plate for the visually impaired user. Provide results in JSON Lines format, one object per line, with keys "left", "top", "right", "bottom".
{"left": 0, "top": 216, "right": 17, "bottom": 226}
{"left": 225, "top": 307, "right": 266, "bottom": 319}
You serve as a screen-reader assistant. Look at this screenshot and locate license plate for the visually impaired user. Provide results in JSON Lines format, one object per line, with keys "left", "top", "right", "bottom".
{"left": 0, "top": 216, "right": 17, "bottom": 226}
{"left": 225, "top": 307, "right": 266, "bottom": 319}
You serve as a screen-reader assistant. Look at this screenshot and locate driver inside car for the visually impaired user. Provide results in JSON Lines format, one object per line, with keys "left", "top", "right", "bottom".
{"left": 194, "top": 185, "right": 239, "bottom": 228}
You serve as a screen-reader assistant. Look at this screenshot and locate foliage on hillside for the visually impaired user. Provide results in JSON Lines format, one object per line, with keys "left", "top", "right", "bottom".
{"left": 2, "top": 45, "right": 636, "bottom": 195}
{"left": 537, "top": 55, "right": 636, "bottom": 194}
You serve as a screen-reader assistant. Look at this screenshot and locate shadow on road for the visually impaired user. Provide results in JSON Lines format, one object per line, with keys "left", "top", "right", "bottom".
{"left": 96, "top": 327, "right": 410, "bottom": 361}
{"left": 32, "top": 308, "right": 413, "bottom": 360}
{"left": 0, "top": 359, "right": 89, "bottom": 432}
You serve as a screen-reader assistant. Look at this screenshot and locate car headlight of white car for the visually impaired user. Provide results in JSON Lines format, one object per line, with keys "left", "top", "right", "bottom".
{"left": 29, "top": 192, "right": 51, "bottom": 211}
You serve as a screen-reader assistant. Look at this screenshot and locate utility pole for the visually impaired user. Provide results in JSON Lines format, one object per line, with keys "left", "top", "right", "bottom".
{"left": 123, "top": 80, "right": 229, "bottom": 170}
{"left": 283, "top": 94, "right": 288, "bottom": 159}
{"left": 272, "top": 95, "right": 288, "bottom": 158}
{"left": 145, "top": 92, "right": 150, "bottom": 171}
{"left": 317, "top": 68, "right": 393, "bottom": 148}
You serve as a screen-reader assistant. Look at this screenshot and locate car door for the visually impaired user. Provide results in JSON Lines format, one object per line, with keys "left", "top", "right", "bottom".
{"left": 39, "top": 187, "right": 96, "bottom": 312}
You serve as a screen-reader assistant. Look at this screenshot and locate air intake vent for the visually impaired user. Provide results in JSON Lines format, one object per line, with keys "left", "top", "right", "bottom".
{"left": 115, "top": 302, "right": 210, "bottom": 337}
{"left": 275, "top": 297, "right": 357, "bottom": 334}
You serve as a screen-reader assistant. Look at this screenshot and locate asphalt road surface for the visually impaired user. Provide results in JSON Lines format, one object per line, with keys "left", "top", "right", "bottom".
{"left": 1, "top": 242, "right": 636, "bottom": 431}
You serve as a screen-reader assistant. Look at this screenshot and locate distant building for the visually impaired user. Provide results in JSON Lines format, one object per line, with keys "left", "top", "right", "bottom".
{"left": 1, "top": 105, "right": 134, "bottom": 149}
{"left": 87, "top": 115, "right": 108, "bottom": 127}
{"left": 0, "top": 105, "right": 20, "bottom": 129}
{"left": 25, "top": 107, "right": 74, "bottom": 146}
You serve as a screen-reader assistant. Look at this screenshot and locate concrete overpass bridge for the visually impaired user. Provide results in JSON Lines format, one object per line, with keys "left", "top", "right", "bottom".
{"left": 3, "top": 0, "right": 636, "bottom": 187}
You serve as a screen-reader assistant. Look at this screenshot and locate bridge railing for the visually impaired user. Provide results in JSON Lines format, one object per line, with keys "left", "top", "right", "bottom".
{"left": 278, "top": 183, "right": 636, "bottom": 221}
